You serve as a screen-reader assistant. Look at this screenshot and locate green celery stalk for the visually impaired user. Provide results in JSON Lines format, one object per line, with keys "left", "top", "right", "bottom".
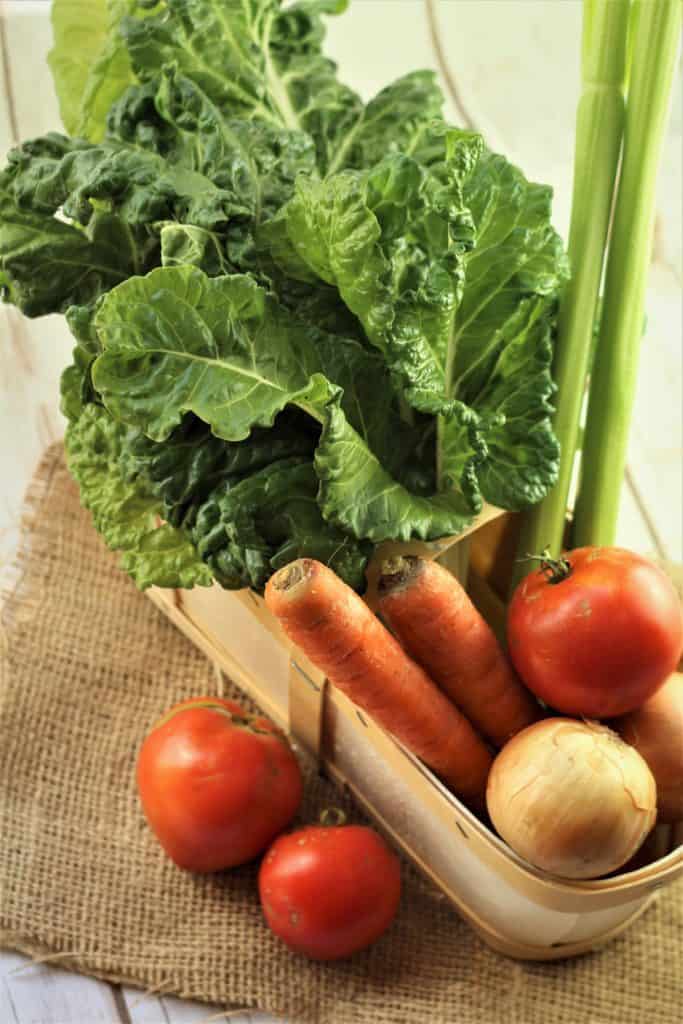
{"left": 573, "top": 0, "right": 682, "bottom": 546}
{"left": 514, "top": 0, "right": 630, "bottom": 581}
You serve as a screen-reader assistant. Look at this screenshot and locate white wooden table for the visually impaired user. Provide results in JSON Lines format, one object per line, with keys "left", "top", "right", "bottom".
{"left": 1, "top": 2, "right": 680, "bottom": 1021}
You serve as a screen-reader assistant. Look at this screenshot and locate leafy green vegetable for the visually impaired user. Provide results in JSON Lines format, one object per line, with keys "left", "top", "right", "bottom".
{"left": 65, "top": 404, "right": 212, "bottom": 589}
{"left": 121, "top": 406, "right": 369, "bottom": 589}
{"left": 0, "top": 133, "right": 160, "bottom": 317}
{"left": 48, "top": 0, "right": 138, "bottom": 142}
{"left": 92, "top": 265, "right": 476, "bottom": 542}
{"left": 270, "top": 134, "right": 568, "bottom": 506}
{"left": 1, "top": 0, "right": 570, "bottom": 593}
{"left": 193, "top": 456, "right": 370, "bottom": 591}
{"left": 120, "top": 408, "right": 317, "bottom": 527}
{"left": 160, "top": 224, "right": 229, "bottom": 275}
{"left": 155, "top": 65, "right": 318, "bottom": 205}
{"left": 445, "top": 148, "right": 569, "bottom": 507}
{"left": 92, "top": 266, "right": 335, "bottom": 440}
{"left": 66, "top": 392, "right": 361, "bottom": 592}
{"left": 0, "top": 191, "right": 136, "bottom": 317}
{"left": 67, "top": 395, "right": 369, "bottom": 591}
{"left": 269, "top": 139, "right": 477, "bottom": 411}
{"left": 325, "top": 70, "right": 445, "bottom": 175}
{"left": 314, "top": 400, "right": 475, "bottom": 543}
{"left": 120, "top": 0, "right": 362, "bottom": 173}
{"left": 2, "top": 133, "right": 246, "bottom": 235}
{"left": 109, "top": 65, "right": 318, "bottom": 272}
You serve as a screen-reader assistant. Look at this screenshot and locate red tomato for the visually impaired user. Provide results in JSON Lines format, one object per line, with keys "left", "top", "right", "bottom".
{"left": 259, "top": 822, "right": 401, "bottom": 960}
{"left": 137, "top": 697, "right": 303, "bottom": 872}
{"left": 508, "top": 547, "right": 683, "bottom": 718}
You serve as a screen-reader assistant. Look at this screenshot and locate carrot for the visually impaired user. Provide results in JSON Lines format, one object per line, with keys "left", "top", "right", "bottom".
{"left": 265, "top": 559, "right": 492, "bottom": 807}
{"left": 378, "top": 556, "right": 539, "bottom": 747}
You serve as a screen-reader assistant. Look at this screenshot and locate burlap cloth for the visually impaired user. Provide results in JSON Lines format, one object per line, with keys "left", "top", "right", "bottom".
{"left": 1, "top": 446, "right": 681, "bottom": 1024}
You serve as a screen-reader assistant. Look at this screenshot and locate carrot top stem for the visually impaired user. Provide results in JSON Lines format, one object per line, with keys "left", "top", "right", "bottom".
{"left": 378, "top": 556, "right": 423, "bottom": 593}
{"left": 271, "top": 560, "right": 312, "bottom": 591}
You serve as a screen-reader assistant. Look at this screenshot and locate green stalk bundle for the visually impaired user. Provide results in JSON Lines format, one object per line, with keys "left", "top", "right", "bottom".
{"left": 573, "top": 0, "right": 682, "bottom": 545}
{"left": 515, "top": 0, "right": 630, "bottom": 575}
{"left": 517, "top": 0, "right": 681, "bottom": 577}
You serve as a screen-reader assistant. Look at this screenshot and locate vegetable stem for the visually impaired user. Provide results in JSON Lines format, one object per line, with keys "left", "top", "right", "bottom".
{"left": 573, "top": 0, "right": 682, "bottom": 546}
{"left": 514, "top": 0, "right": 630, "bottom": 579}
{"left": 262, "top": 12, "right": 302, "bottom": 133}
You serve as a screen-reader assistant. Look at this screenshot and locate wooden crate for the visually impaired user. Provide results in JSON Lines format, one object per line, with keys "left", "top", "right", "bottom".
{"left": 147, "top": 512, "right": 683, "bottom": 960}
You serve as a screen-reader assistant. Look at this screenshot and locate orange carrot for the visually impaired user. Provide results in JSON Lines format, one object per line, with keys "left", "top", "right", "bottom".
{"left": 265, "top": 559, "right": 492, "bottom": 807}
{"left": 378, "top": 556, "right": 539, "bottom": 747}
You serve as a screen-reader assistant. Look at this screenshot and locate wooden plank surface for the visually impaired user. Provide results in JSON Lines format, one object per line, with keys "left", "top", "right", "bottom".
{"left": 0, "top": 2, "right": 680, "bottom": 1022}
{"left": 0, "top": 952, "right": 122, "bottom": 1024}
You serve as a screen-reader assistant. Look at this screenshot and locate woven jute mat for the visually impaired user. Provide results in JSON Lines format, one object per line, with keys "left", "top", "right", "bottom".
{"left": 1, "top": 445, "right": 682, "bottom": 1024}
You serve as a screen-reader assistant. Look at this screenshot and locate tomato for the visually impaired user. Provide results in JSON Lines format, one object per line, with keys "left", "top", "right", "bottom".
{"left": 259, "top": 821, "right": 401, "bottom": 960}
{"left": 137, "top": 697, "right": 303, "bottom": 872}
{"left": 508, "top": 547, "right": 683, "bottom": 718}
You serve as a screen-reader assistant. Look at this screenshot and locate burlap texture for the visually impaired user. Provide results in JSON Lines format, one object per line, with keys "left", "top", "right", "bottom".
{"left": 1, "top": 445, "right": 681, "bottom": 1024}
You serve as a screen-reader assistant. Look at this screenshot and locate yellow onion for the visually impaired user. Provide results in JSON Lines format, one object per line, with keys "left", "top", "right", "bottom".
{"left": 486, "top": 718, "right": 657, "bottom": 879}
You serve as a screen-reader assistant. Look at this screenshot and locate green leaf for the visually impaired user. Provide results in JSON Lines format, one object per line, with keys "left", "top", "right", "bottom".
{"left": 93, "top": 263, "right": 392, "bottom": 453}
{"left": 193, "top": 456, "right": 370, "bottom": 591}
{"left": 4, "top": 0, "right": 572, "bottom": 588}
{"left": 92, "top": 265, "right": 336, "bottom": 441}
{"left": 92, "top": 265, "right": 479, "bottom": 543}
{"left": 471, "top": 299, "right": 560, "bottom": 508}
{"left": 315, "top": 398, "right": 474, "bottom": 543}
{"left": 119, "top": 407, "right": 369, "bottom": 591}
{"left": 274, "top": 129, "right": 568, "bottom": 508}
{"left": 452, "top": 153, "right": 568, "bottom": 396}
{"left": 9, "top": 63, "right": 317, "bottom": 278}
{"left": 445, "top": 151, "right": 570, "bottom": 507}
{"left": 91, "top": 265, "right": 382, "bottom": 450}
{"left": 272, "top": 274, "right": 367, "bottom": 342}
{"left": 149, "top": 65, "right": 317, "bottom": 270}
{"left": 271, "top": 134, "right": 480, "bottom": 412}
{"left": 60, "top": 359, "right": 90, "bottom": 424}
{"left": 67, "top": 391, "right": 368, "bottom": 592}
{"left": 48, "top": 0, "right": 152, "bottom": 142}
{"left": 153, "top": 66, "right": 318, "bottom": 212}
{"left": 3, "top": 133, "right": 248, "bottom": 236}
{"left": 326, "top": 70, "right": 445, "bottom": 175}
{"left": 109, "top": 67, "right": 318, "bottom": 224}
{"left": 0, "top": 187, "right": 137, "bottom": 317}
{"left": 160, "top": 224, "right": 230, "bottom": 276}
{"left": 59, "top": 303, "right": 105, "bottom": 423}
{"left": 66, "top": 404, "right": 212, "bottom": 589}
{"left": 0, "top": 133, "right": 163, "bottom": 316}
{"left": 120, "top": 408, "right": 317, "bottom": 527}
{"left": 105, "top": 78, "right": 177, "bottom": 153}
{"left": 120, "top": 0, "right": 362, "bottom": 172}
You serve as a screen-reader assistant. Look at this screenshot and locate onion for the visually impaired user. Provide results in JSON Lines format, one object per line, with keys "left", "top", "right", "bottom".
{"left": 613, "top": 673, "right": 683, "bottom": 823}
{"left": 486, "top": 718, "right": 657, "bottom": 879}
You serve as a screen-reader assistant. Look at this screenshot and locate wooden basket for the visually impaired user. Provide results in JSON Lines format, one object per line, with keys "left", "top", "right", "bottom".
{"left": 147, "top": 511, "right": 683, "bottom": 961}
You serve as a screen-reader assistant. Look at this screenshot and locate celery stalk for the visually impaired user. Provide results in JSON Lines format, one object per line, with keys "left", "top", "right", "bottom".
{"left": 573, "top": 0, "right": 682, "bottom": 546}
{"left": 513, "top": 0, "right": 630, "bottom": 580}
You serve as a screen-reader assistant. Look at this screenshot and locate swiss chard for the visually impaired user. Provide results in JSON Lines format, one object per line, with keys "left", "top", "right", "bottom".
{"left": 65, "top": 403, "right": 213, "bottom": 589}
{"left": 92, "top": 265, "right": 475, "bottom": 542}
{"left": 270, "top": 133, "right": 568, "bottom": 505}
{"left": 48, "top": 0, "right": 139, "bottom": 143}
{"left": 120, "top": 0, "right": 363, "bottom": 173}
{"left": 2, "top": 0, "right": 570, "bottom": 593}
